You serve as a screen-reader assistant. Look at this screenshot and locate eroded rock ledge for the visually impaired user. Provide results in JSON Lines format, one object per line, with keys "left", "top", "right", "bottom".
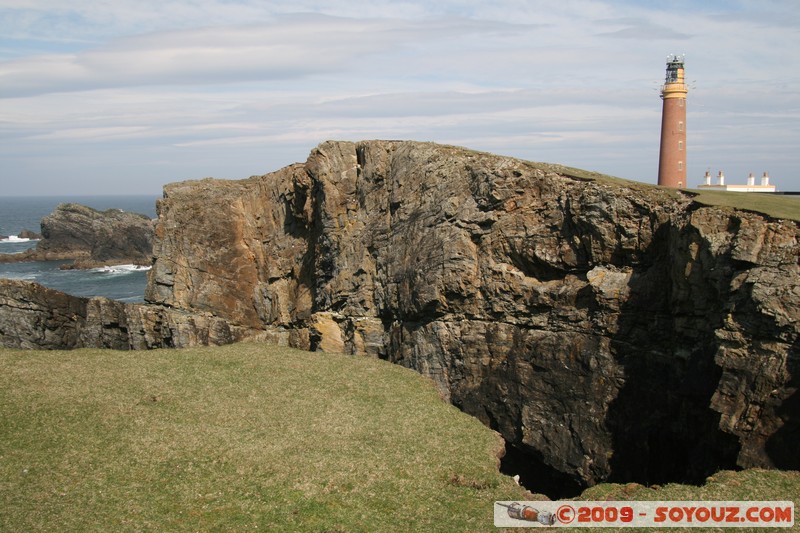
{"left": 2, "top": 140, "right": 798, "bottom": 491}
{"left": 0, "top": 278, "right": 256, "bottom": 350}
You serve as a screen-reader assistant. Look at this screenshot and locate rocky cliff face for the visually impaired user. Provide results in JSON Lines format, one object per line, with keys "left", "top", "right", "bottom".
{"left": 0, "top": 203, "right": 154, "bottom": 267}
{"left": 0, "top": 278, "right": 255, "bottom": 350}
{"left": 143, "top": 140, "right": 799, "bottom": 489}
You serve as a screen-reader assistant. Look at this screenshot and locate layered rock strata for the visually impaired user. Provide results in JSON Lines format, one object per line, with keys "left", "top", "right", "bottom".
{"left": 144, "top": 140, "right": 799, "bottom": 487}
{"left": 0, "top": 278, "right": 255, "bottom": 350}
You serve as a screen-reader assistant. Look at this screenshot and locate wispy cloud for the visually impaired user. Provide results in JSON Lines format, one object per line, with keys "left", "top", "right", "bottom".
{"left": 1, "top": 0, "right": 798, "bottom": 194}
{"left": 0, "top": 15, "right": 538, "bottom": 97}
{"left": 596, "top": 17, "right": 692, "bottom": 39}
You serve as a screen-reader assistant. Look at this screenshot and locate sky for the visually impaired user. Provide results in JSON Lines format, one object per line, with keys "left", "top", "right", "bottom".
{"left": 1, "top": 0, "right": 799, "bottom": 195}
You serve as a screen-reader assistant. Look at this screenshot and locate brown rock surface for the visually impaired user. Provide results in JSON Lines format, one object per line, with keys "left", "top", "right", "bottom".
{"left": 143, "top": 140, "right": 799, "bottom": 488}
{"left": 0, "top": 278, "right": 255, "bottom": 350}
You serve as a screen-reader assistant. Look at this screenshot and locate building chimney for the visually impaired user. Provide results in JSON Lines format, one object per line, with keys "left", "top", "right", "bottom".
{"left": 718, "top": 170, "right": 725, "bottom": 186}
{"left": 761, "top": 172, "right": 770, "bottom": 186}
{"left": 747, "top": 173, "right": 755, "bottom": 186}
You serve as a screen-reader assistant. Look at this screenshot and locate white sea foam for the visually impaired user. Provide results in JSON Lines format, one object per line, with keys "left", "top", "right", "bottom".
{"left": 91, "top": 264, "right": 152, "bottom": 275}
{"left": 0, "top": 235, "right": 37, "bottom": 243}
{"left": 3, "top": 272, "right": 38, "bottom": 281}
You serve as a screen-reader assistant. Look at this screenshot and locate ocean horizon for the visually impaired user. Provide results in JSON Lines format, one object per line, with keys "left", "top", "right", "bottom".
{"left": 0, "top": 195, "right": 160, "bottom": 303}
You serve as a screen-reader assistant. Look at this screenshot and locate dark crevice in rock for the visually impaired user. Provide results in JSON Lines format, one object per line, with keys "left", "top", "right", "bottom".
{"left": 606, "top": 358, "right": 743, "bottom": 486}
{"left": 601, "top": 219, "right": 742, "bottom": 487}
{"left": 499, "top": 441, "right": 584, "bottom": 500}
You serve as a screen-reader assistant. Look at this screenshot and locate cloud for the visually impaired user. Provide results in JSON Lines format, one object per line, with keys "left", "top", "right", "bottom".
{"left": 0, "top": 14, "right": 538, "bottom": 98}
{"left": 1, "top": 1, "right": 799, "bottom": 194}
{"left": 29, "top": 126, "right": 151, "bottom": 141}
{"left": 596, "top": 17, "right": 692, "bottom": 39}
{"left": 0, "top": 16, "right": 367, "bottom": 96}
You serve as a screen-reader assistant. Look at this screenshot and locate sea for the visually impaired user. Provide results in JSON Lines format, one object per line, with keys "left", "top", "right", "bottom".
{"left": 0, "top": 195, "right": 160, "bottom": 303}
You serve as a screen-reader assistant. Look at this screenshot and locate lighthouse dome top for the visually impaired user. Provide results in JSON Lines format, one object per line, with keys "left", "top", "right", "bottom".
{"left": 667, "top": 54, "right": 685, "bottom": 67}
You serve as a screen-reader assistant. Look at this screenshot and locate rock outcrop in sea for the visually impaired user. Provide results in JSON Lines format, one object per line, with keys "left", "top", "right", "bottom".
{"left": 0, "top": 202, "right": 154, "bottom": 268}
{"left": 1, "top": 140, "right": 798, "bottom": 492}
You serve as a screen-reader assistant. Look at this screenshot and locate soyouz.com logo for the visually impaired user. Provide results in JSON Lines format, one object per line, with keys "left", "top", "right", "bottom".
{"left": 494, "top": 500, "right": 794, "bottom": 528}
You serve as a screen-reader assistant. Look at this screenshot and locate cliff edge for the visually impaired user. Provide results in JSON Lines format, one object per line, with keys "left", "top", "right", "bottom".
{"left": 144, "top": 140, "right": 799, "bottom": 488}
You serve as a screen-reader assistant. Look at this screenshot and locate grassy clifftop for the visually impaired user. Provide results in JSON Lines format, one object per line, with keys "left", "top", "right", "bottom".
{"left": 536, "top": 159, "right": 800, "bottom": 222}
{"left": 2, "top": 344, "right": 798, "bottom": 532}
{"left": 0, "top": 344, "right": 528, "bottom": 532}
{"left": 685, "top": 189, "right": 800, "bottom": 222}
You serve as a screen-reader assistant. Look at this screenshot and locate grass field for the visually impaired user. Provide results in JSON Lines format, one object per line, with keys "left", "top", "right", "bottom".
{"left": 580, "top": 469, "right": 799, "bottom": 532}
{"left": 685, "top": 189, "right": 800, "bottom": 222}
{"left": 2, "top": 344, "right": 798, "bottom": 532}
{"left": 0, "top": 344, "right": 529, "bottom": 532}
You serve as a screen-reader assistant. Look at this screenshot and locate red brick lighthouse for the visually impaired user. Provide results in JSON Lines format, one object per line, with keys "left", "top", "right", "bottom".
{"left": 657, "top": 56, "right": 688, "bottom": 188}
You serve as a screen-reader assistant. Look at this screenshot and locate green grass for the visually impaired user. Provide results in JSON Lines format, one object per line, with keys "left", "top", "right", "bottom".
{"left": 685, "top": 189, "right": 800, "bottom": 222}
{"left": 2, "top": 344, "right": 798, "bottom": 532}
{"left": 0, "top": 344, "right": 528, "bottom": 532}
{"left": 580, "top": 469, "right": 800, "bottom": 532}
{"left": 583, "top": 469, "right": 800, "bottom": 504}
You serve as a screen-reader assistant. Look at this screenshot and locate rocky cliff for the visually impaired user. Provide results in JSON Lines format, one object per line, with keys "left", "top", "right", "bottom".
{"left": 1, "top": 140, "right": 797, "bottom": 492}
{"left": 0, "top": 278, "right": 254, "bottom": 350}
{"left": 143, "top": 140, "right": 799, "bottom": 489}
{"left": 0, "top": 203, "right": 154, "bottom": 267}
